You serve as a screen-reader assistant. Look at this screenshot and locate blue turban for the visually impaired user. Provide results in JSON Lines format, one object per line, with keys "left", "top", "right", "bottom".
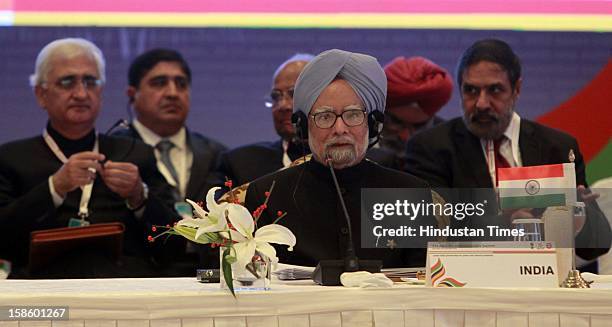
{"left": 293, "top": 49, "right": 387, "bottom": 115}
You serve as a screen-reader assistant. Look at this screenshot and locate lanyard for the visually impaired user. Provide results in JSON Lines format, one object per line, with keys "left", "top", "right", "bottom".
{"left": 43, "top": 128, "right": 99, "bottom": 219}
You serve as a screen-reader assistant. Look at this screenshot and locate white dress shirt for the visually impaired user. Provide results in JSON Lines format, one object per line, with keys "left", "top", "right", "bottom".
{"left": 479, "top": 112, "right": 523, "bottom": 185}
{"left": 133, "top": 120, "right": 193, "bottom": 199}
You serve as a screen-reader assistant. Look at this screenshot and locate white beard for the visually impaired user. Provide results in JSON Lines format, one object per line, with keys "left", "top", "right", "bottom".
{"left": 310, "top": 132, "right": 369, "bottom": 168}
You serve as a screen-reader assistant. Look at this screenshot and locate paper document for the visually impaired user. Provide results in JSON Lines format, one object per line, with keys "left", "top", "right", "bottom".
{"left": 273, "top": 263, "right": 315, "bottom": 280}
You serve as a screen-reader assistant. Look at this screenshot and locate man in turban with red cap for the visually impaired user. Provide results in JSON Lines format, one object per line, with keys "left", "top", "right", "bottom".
{"left": 368, "top": 56, "right": 453, "bottom": 171}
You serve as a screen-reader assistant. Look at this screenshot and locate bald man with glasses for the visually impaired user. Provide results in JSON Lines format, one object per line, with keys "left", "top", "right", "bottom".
{"left": 216, "top": 54, "right": 313, "bottom": 186}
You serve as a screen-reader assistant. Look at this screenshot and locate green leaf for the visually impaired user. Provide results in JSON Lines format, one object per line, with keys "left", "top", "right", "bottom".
{"left": 222, "top": 247, "right": 236, "bottom": 298}
{"left": 225, "top": 255, "right": 237, "bottom": 264}
{"left": 173, "top": 226, "right": 219, "bottom": 244}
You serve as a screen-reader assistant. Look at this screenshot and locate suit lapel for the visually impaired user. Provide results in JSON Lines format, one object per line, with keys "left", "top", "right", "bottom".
{"left": 454, "top": 121, "right": 493, "bottom": 187}
{"left": 127, "top": 124, "right": 144, "bottom": 141}
{"left": 271, "top": 139, "right": 285, "bottom": 166}
{"left": 518, "top": 120, "right": 541, "bottom": 167}
{"left": 185, "top": 132, "right": 212, "bottom": 199}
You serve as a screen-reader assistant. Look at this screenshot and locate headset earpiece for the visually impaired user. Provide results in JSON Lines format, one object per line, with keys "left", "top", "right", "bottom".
{"left": 291, "top": 111, "right": 308, "bottom": 141}
{"left": 367, "top": 111, "right": 384, "bottom": 144}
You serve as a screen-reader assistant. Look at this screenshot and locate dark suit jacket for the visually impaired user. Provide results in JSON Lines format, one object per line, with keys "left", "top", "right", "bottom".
{"left": 113, "top": 125, "right": 227, "bottom": 201}
{"left": 367, "top": 115, "right": 444, "bottom": 171}
{"left": 0, "top": 134, "right": 176, "bottom": 277}
{"left": 405, "top": 117, "right": 611, "bottom": 259}
{"left": 113, "top": 124, "right": 226, "bottom": 273}
{"left": 216, "top": 139, "right": 309, "bottom": 186}
{"left": 245, "top": 159, "right": 430, "bottom": 268}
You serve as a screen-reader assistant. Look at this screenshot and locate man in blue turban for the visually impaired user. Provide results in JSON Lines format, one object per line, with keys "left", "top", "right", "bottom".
{"left": 244, "top": 49, "right": 432, "bottom": 268}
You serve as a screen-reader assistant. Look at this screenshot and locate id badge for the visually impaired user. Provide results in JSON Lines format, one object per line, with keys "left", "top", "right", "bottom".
{"left": 68, "top": 218, "right": 91, "bottom": 227}
{"left": 174, "top": 202, "right": 193, "bottom": 219}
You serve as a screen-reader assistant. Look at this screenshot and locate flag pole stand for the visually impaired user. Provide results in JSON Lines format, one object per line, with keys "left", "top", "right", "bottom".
{"left": 561, "top": 202, "right": 590, "bottom": 288}
{"left": 561, "top": 269, "right": 590, "bottom": 288}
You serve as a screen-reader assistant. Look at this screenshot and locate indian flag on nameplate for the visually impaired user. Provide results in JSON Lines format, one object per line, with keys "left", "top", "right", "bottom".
{"left": 498, "top": 163, "right": 577, "bottom": 209}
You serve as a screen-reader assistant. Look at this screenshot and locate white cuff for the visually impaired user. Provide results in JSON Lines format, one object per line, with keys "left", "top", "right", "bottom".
{"left": 48, "top": 175, "right": 65, "bottom": 208}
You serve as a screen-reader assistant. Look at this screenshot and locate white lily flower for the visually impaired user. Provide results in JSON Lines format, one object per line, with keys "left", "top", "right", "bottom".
{"left": 181, "top": 187, "right": 229, "bottom": 240}
{"left": 226, "top": 205, "right": 296, "bottom": 270}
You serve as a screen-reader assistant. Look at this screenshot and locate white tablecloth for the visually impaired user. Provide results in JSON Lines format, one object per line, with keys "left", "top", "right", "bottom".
{"left": 0, "top": 277, "right": 611, "bottom": 326}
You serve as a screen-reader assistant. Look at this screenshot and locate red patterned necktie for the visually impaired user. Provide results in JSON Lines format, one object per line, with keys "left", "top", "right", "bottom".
{"left": 494, "top": 137, "right": 511, "bottom": 169}
{"left": 494, "top": 137, "right": 510, "bottom": 185}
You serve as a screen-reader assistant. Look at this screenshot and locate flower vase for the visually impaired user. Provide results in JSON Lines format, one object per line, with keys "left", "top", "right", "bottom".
{"left": 220, "top": 247, "right": 271, "bottom": 291}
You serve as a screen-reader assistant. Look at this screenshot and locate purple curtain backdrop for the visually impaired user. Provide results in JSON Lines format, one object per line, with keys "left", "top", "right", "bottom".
{"left": 1, "top": 27, "right": 610, "bottom": 148}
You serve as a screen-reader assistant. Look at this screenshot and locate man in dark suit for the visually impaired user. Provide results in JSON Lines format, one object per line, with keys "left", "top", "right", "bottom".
{"left": 115, "top": 49, "right": 226, "bottom": 202}
{"left": 245, "top": 49, "right": 432, "bottom": 268}
{"left": 0, "top": 38, "right": 176, "bottom": 278}
{"left": 216, "top": 54, "right": 313, "bottom": 186}
{"left": 405, "top": 38, "right": 610, "bottom": 260}
{"left": 113, "top": 48, "right": 226, "bottom": 274}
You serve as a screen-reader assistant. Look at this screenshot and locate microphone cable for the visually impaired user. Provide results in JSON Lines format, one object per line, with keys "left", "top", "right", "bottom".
{"left": 291, "top": 113, "right": 309, "bottom": 218}
{"left": 103, "top": 103, "right": 135, "bottom": 163}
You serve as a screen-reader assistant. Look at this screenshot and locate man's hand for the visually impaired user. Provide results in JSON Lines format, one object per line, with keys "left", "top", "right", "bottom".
{"left": 578, "top": 185, "right": 600, "bottom": 203}
{"left": 101, "top": 160, "right": 145, "bottom": 208}
{"left": 52, "top": 151, "right": 105, "bottom": 197}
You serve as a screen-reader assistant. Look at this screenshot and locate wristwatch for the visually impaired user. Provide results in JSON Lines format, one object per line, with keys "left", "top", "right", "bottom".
{"left": 126, "top": 182, "right": 149, "bottom": 211}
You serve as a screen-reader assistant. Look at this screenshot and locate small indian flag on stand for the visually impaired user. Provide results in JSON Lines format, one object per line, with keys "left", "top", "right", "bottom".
{"left": 498, "top": 163, "right": 577, "bottom": 209}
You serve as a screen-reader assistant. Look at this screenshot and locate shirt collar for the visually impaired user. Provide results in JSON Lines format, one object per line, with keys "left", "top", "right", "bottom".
{"left": 45, "top": 121, "right": 96, "bottom": 158}
{"left": 133, "top": 119, "right": 187, "bottom": 150}
{"left": 505, "top": 111, "right": 521, "bottom": 164}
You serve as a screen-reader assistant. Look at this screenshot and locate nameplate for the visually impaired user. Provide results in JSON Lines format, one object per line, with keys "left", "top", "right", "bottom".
{"left": 426, "top": 241, "right": 558, "bottom": 288}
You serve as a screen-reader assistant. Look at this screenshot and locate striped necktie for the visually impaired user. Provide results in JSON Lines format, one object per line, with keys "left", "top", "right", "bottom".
{"left": 156, "top": 139, "right": 180, "bottom": 191}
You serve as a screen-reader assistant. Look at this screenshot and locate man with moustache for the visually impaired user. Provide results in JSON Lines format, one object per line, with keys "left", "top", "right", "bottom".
{"left": 405, "top": 38, "right": 610, "bottom": 260}
{"left": 113, "top": 48, "right": 226, "bottom": 274}
{"left": 115, "top": 48, "right": 226, "bottom": 203}
{"left": 216, "top": 54, "right": 313, "bottom": 186}
{"left": 244, "top": 49, "right": 430, "bottom": 268}
{"left": 0, "top": 38, "right": 175, "bottom": 278}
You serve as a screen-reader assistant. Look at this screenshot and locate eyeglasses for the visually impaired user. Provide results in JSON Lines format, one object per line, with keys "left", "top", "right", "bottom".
{"left": 51, "top": 75, "right": 102, "bottom": 91}
{"left": 264, "top": 87, "right": 294, "bottom": 108}
{"left": 310, "top": 109, "right": 366, "bottom": 129}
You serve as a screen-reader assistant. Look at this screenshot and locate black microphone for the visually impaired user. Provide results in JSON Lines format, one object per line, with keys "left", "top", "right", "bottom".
{"left": 311, "top": 157, "right": 382, "bottom": 286}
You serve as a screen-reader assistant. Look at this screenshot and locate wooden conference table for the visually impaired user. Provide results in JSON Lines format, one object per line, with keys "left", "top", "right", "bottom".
{"left": 0, "top": 277, "right": 611, "bottom": 327}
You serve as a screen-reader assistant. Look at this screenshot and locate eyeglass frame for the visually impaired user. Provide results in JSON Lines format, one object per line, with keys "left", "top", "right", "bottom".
{"left": 264, "top": 87, "right": 294, "bottom": 108}
{"left": 309, "top": 108, "right": 367, "bottom": 129}
{"left": 42, "top": 74, "right": 103, "bottom": 92}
